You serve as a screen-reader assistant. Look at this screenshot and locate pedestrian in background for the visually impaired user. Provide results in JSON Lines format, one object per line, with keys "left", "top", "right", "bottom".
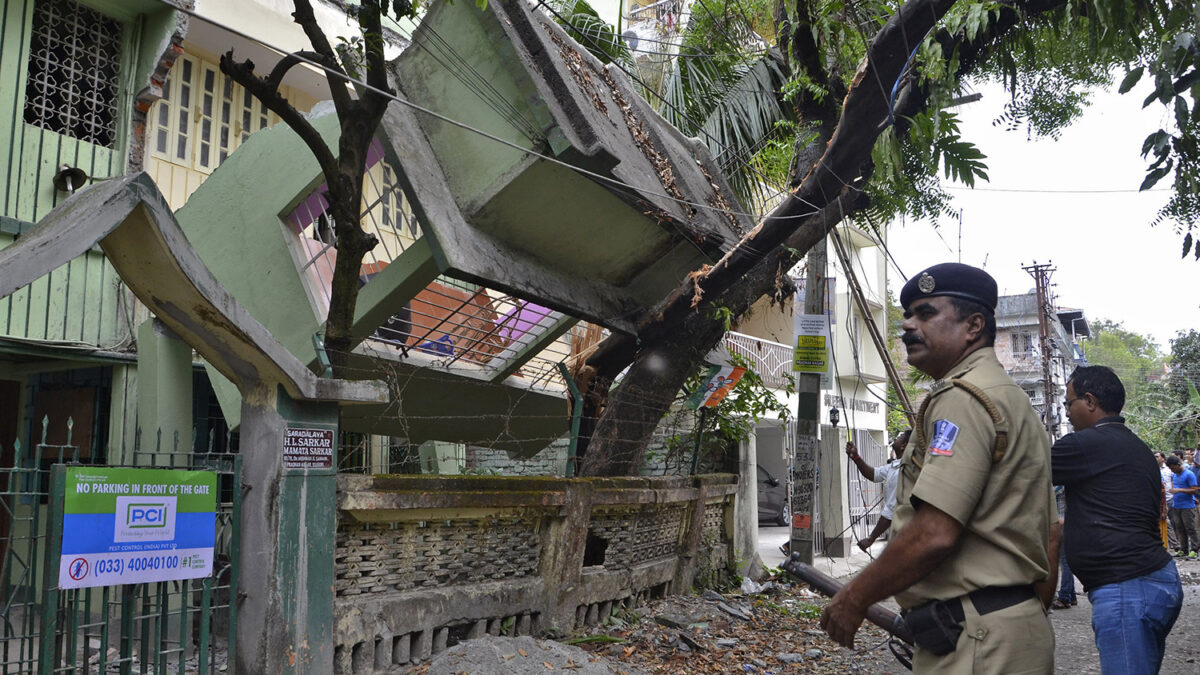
{"left": 1158, "top": 452, "right": 1179, "bottom": 550}
{"left": 1166, "top": 454, "right": 1200, "bottom": 557}
{"left": 845, "top": 429, "right": 911, "bottom": 552}
{"left": 1052, "top": 365, "right": 1181, "bottom": 673}
{"left": 1191, "top": 449, "right": 1200, "bottom": 545}
{"left": 1050, "top": 485, "right": 1077, "bottom": 610}
{"left": 821, "top": 263, "right": 1056, "bottom": 673}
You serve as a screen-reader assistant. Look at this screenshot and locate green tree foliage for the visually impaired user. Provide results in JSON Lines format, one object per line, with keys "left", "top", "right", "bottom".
{"left": 1095, "top": 328, "right": 1200, "bottom": 451}
{"left": 1168, "top": 329, "right": 1200, "bottom": 399}
{"left": 543, "top": 0, "right": 633, "bottom": 65}
{"left": 656, "top": 0, "right": 795, "bottom": 208}
{"left": 1082, "top": 319, "right": 1173, "bottom": 449}
{"left": 1083, "top": 320, "right": 1166, "bottom": 387}
{"left": 1117, "top": 2, "right": 1200, "bottom": 256}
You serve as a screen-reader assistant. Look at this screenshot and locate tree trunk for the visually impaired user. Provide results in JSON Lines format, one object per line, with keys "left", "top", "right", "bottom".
{"left": 581, "top": 196, "right": 859, "bottom": 475}
{"left": 577, "top": 0, "right": 1074, "bottom": 476}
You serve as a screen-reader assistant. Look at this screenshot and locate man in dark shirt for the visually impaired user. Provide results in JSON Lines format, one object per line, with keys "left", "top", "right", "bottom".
{"left": 1052, "top": 365, "right": 1181, "bottom": 673}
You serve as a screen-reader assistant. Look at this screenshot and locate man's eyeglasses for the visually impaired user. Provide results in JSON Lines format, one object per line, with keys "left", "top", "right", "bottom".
{"left": 1064, "top": 396, "right": 1082, "bottom": 408}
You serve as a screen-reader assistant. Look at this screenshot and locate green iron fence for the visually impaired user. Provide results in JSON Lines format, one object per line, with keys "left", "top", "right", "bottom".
{"left": 1, "top": 420, "right": 240, "bottom": 674}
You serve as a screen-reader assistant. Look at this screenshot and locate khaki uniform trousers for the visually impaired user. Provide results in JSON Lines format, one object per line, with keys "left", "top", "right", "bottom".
{"left": 912, "top": 596, "right": 1053, "bottom": 674}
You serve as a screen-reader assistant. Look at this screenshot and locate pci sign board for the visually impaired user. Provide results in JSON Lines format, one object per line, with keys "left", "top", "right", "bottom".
{"left": 59, "top": 467, "right": 216, "bottom": 589}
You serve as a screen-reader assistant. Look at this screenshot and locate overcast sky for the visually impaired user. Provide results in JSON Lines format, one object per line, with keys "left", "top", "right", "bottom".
{"left": 884, "top": 79, "right": 1198, "bottom": 353}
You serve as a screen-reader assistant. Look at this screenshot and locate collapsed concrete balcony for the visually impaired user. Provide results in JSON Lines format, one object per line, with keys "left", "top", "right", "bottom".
{"left": 387, "top": 0, "right": 752, "bottom": 332}
{"left": 174, "top": 0, "right": 751, "bottom": 455}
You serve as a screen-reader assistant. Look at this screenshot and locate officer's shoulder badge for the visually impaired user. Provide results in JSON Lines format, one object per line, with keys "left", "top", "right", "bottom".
{"left": 929, "top": 419, "right": 959, "bottom": 456}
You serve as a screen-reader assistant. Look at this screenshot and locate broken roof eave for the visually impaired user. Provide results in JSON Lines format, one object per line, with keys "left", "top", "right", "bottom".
{"left": 0, "top": 173, "right": 386, "bottom": 407}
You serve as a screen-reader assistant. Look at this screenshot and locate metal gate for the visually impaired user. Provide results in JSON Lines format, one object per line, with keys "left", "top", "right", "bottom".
{"left": 1, "top": 420, "right": 239, "bottom": 674}
{"left": 845, "top": 429, "right": 886, "bottom": 542}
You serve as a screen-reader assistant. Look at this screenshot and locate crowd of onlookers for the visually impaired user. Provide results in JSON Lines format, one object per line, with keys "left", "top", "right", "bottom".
{"left": 1156, "top": 448, "right": 1200, "bottom": 557}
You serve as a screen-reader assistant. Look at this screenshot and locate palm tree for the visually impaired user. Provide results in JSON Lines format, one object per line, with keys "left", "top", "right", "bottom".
{"left": 655, "top": 0, "right": 793, "bottom": 211}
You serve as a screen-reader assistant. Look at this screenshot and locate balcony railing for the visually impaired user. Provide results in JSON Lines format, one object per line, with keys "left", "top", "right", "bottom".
{"left": 724, "top": 332, "right": 793, "bottom": 390}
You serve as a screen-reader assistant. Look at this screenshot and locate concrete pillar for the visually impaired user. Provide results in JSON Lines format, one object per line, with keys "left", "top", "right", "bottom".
{"left": 136, "top": 319, "right": 193, "bottom": 454}
{"left": 733, "top": 430, "right": 763, "bottom": 578}
{"left": 548, "top": 480, "right": 592, "bottom": 632}
{"left": 106, "top": 365, "right": 138, "bottom": 464}
{"left": 235, "top": 384, "right": 339, "bottom": 675}
{"left": 820, "top": 430, "right": 849, "bottom": 557}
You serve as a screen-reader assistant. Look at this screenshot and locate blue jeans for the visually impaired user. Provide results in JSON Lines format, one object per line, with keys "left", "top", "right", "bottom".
{"left": 1058, "top": 545, "right": 1076, "bottom": 603}
{"left": 1087, "top": 560, "right": 1182, "bottom": 674}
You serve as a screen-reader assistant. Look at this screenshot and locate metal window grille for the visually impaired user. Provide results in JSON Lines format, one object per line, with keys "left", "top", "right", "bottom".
{"left": 288, "top": 147, "right": 584, "bottom": 391}
{"left": 23, "top": 0, "right": 123, "bottom": 148}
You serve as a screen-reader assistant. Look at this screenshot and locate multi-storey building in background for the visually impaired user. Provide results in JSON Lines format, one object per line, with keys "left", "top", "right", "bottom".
{"left": 995, "top": 292, "right": 1090, "bottom": 439}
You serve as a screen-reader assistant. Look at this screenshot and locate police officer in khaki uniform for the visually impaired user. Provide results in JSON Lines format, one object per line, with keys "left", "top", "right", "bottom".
{"left": 820, "top": 263, "right": 1059, "bottom": 674}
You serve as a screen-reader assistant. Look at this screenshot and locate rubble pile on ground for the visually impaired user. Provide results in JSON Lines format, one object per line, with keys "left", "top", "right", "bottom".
{"left": 569, "top": 579, "right": 906, "bottom": 674}
{"left": 418, "top": 573, "right": 907, "bottom": 674}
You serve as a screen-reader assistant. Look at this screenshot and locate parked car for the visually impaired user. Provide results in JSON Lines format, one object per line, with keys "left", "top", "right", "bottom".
{"left": 757, "top": 465, "right": 789, "bottom": 526}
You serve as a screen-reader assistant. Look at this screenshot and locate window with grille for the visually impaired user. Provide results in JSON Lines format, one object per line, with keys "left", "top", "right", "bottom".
{"left": 149, "top": 54, "right": 283, "bottom": 173}
{"left": 23, "top": 0, "right": 123, "bottom": 148}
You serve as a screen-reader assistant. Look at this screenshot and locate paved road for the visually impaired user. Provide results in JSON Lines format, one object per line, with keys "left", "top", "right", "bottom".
{"left": 757, "top": 525, "right": 1200, "bottom": 673}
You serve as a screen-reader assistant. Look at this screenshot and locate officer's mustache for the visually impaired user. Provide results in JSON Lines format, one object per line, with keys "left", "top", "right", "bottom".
{"left": 901, "top": 332, "right": 924, "bottom": 346}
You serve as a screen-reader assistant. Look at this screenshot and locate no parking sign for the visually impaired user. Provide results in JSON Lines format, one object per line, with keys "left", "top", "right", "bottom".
{"left": 58, "top": 467, "right": 216, "bottom": 589}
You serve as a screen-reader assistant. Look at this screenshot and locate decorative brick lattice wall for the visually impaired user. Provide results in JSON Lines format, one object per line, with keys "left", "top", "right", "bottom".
{"left": 701, "top": 502, "right": 725, "bottom": 543}
{"left": 333, "top": 474, "right": 738, "bottom": 673}
{"left": 335, "top": 516, "right": 542, "bottom": 597}
{"left": 587, "top": 505, "right": 684, "bottom": 570}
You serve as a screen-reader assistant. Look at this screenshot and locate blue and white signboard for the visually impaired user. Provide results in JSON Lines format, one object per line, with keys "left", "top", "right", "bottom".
{"left": 58, "top": 467, "right": 217, "bottom": 589}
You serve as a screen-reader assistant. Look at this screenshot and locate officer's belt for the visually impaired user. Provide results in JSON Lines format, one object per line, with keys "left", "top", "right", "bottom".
{"left": 942, "top": 584, "right": 1037, "bottom": 621}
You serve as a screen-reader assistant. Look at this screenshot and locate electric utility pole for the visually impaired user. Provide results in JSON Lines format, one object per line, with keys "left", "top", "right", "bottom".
{"left": 1023, "top": 261, "right": 1056, "bottom": 440}
{"left": 790, "top": 240, "right": 828, "bottom": 564}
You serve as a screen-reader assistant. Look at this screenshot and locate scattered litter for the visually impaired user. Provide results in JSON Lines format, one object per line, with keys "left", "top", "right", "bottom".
{"left": 717, "top": 601, "right": 753, "bottom": 621}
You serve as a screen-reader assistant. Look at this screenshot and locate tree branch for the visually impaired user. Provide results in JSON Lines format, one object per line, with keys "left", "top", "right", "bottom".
{"left": 292, "top": 0, "right": 354, "bottom": 116}
{"left": 358, "top": 0, "right": 392, "bottom": 102}
{"left": 264, "top": 51, "right": 335, "bottom": 91}
{"left": 586, "top": 0, "right": 956, "bottom": 375}
{"left": 578, "top": 0, "right": 1082, "bottom": 469}
{"left": 220, "top": 53, "right": 339, "bottom": 181}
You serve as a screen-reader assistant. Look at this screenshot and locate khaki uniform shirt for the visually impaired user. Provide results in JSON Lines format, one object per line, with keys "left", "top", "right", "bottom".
{"left": 892, "top": 347, "right": 1055, "bottom": 610}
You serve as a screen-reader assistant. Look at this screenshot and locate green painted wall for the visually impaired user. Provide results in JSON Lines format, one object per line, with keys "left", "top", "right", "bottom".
{"left": 175, "top": 107, "right": 343, "bottom": 366}
{"left": 0, "top": 0, "right": 133, "bottom": 224}
{"left": 0, "top": 0, "right": 180, "bottom": 348}
{"left": 136, "top": 319, "right": 194, "bottom": 455}
{"left": 0, "top": 232, "right": 132, "bottom": 346}
{"left": 395, "top": 0, "right": 549, "bottom": 210}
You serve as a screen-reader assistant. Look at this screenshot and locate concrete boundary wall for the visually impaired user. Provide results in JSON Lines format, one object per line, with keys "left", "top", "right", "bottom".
{"left": 333, "top": 473, "right": 738, "bottom": 672}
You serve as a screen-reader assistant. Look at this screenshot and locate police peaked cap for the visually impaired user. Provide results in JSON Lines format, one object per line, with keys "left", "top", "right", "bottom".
{"left": 900, "top": 262, "right": 997, "bottom": 313}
